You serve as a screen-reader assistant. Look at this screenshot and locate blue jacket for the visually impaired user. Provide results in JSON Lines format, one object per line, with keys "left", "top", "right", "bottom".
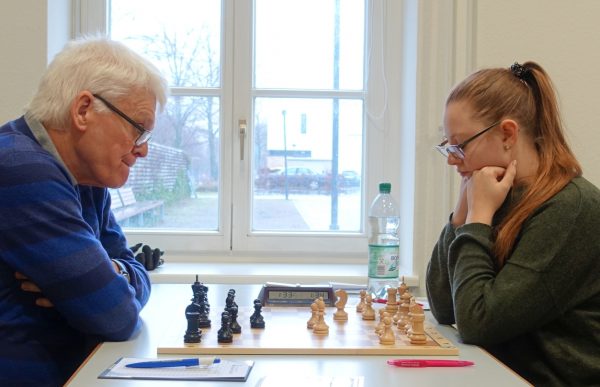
{"left": 0, "top": 115, "right": 151, "bottom": 386}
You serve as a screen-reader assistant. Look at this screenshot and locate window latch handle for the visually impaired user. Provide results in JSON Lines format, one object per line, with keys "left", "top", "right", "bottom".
{"left": 239, "top": 119, "right": 247, "bottom": 160}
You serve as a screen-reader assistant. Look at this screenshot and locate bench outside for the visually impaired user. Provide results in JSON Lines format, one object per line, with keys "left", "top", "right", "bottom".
{"left": 109, "top": 187, "right": 164, "bottom": 226}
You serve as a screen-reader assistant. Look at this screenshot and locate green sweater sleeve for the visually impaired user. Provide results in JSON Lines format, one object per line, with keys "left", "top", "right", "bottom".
{"left": 426, "top": 219, "right": 458, "bottom": 324}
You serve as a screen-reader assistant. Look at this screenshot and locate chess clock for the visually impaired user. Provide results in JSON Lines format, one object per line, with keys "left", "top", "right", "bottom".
{"left": 257, "top": 283, "right": 335, "bottom": 306}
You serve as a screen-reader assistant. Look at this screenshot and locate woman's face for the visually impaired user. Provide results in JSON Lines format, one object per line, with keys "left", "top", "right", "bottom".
{"left": 442, "top": 101, "right": 509, "bottom": 178}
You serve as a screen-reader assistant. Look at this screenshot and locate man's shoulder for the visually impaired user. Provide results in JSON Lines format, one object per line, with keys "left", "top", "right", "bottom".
{"left": 0, "top": 118, "right": 62, "bottom": 175}
{"left": 0, "top": 117, "right": 48, "bottom": 159}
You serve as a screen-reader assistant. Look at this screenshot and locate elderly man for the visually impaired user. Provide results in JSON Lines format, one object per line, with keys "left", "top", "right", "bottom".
{"left": 0, "top": 37, "right": 168, "bottom": 386}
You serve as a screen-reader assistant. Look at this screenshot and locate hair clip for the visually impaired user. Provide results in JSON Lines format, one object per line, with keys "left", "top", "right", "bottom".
{"left": 510, "top": 62, "right": 530, "bottom": 79}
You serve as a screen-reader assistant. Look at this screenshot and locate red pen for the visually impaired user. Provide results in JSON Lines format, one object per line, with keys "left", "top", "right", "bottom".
{"left": 387, "top": 359, "right": 474, "bottom": 368}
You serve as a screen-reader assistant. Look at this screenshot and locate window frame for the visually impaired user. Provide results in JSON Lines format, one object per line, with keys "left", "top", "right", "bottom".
{"left": 74, "top": 0, "right": 470, "bottom": 282}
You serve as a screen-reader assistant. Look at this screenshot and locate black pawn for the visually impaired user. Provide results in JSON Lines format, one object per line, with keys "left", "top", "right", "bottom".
{"left": 184, "top": 310, "right": 202, "bottom": 343}
{"left": 217, "top": 311, "right": 233, "bottom": 343}
{"left": 250, "top": 299, "right": 265, "bottom": 329}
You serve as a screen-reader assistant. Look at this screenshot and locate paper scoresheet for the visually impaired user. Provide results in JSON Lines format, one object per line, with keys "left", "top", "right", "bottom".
{"left": 99, "top": 357, "right": 253, "bottom": 381}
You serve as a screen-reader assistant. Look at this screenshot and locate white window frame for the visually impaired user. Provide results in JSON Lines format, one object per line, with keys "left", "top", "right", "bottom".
{"left": 75, "top": 0, "right": 476, "bottom": 285}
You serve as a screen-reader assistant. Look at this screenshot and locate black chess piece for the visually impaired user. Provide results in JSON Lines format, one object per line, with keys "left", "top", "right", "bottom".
{"left": 250, "top": 299, "right": 265, "bottom": 329}
{"left": 228, "top": 305, "right": 242, "bottom": 334}
{"left": 185, "top": 294, "right": 201, "bottom": 316}
{"left": 217, "top": 311, "right": 233, "bottom": 343}
{"left": 198, "top": 301, "right": 211, "bottom": 328}
{"left": 184, "top": 310, "right": 202, "bottom": 343}
{"left": 228, "top": 289, "right": 238, "bottom": 308}
{"left": 225, "top": 292, "right": 235, "bottom": 309}
{"left": 192, "top": 275, "right": 203, "bottom": 297}
{"left": 201, "top": 284, "right": 210, "bottom": 313}
{"left": 130, "top": 243, "right": 164, "bottom": 271}
{"left": 191, "top": 275, "right": 210, "bottom": 314}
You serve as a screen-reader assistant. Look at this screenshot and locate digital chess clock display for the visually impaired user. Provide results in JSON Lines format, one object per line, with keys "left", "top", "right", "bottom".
{"left": 258, "top": 284, "right": 335, "bottom": 306}
{"left": 269, "top": 290, "right": 330, "bottom": 301}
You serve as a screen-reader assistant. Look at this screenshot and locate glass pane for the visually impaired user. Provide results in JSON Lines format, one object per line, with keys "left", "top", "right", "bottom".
{"left": 254, "top": 0, "right": 365, "bottom": 90}
{"left": 120, "top": 96, "right": 220, "bottom": 230}
{"left": 110, "top": 0, "right": 221, "bottom": 88}
{"left": 252, "top": 98, "right": 363, "bottom": 232}
{"left": 109, "top": 1, "right": 222, "bottom": 231}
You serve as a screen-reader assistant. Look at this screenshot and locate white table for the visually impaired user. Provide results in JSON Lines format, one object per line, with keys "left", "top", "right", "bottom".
{"left": 66, "top": 284, "right": 530, "bottom": 386}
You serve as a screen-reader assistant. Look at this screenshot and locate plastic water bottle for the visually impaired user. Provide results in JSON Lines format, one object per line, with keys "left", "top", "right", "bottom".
{"left": 367, "top": 182, "right": 400, "bottom": 299}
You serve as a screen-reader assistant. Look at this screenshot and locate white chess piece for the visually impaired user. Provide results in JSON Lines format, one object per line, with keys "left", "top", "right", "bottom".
{"left": 356, "top": 289, "right": 367, "bottom": 313}
{"left": 312, "top": 298, "right": 329, "bottom": 335}
{"left": 408, "top": 301, "right": 427, "bottom": 345}
{"left": 362, "top": 294, "right": 376, "bottom": 320}
{"left": 334, "top": 289, "right": 348, "bottom": 321}
{"left": 307, "top": 302, "right": 318, "bottom": 329}
{"left": 379, "top": 316, "right": 396, "bottom": 345}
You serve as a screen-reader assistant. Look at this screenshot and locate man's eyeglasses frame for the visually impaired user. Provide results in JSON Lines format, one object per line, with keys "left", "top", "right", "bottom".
{"left": 435, "top": 121, "right": 500, "bottom": 159}
{"left": 93, "top": 93, "right": 152, "bottom": 147}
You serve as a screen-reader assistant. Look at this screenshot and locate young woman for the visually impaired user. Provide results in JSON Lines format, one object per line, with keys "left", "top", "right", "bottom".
{"left": 426, "top": 62, "right": 600, "bottom": 386}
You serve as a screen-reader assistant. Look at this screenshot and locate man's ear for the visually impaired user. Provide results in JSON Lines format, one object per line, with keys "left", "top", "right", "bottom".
{"left": 71, "top": 91, "right": 95, "bottom": 131}
{"left": 500, "top": 119, "right": 519, "bottom": 147}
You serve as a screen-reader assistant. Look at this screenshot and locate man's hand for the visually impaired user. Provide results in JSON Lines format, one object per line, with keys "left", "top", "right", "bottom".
{"left": 15, "top": 272, "right": 54, "bottom": 308}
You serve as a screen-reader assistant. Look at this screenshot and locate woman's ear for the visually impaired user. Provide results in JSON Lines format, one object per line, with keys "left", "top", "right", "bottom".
{"left": 500, "top": 119, "right": 519, "bottom": 147}
{"left": 71, "top": 91, "right": 95, "bottom": 131}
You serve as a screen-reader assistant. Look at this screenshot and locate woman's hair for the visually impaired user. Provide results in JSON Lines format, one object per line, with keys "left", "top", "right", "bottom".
{"left": 27, "top": 36, "right": 169, "bottom": 129}
{"left": 447, "top": 61, "right": 582, "bottom": 266}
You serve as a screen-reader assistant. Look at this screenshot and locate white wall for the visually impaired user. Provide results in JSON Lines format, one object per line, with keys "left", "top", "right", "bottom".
{"left": 0, "top": 1, "right": 48, "bottom": 122}
{"left": 411, "top": 0, "right": 600, "bottom": 294}
{"left": 475, "top": 0, "right": 600, "bottom": 186}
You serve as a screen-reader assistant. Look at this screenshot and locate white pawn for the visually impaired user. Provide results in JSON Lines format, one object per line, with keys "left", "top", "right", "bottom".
{"left": 362, "top": 294, "right": 376, "bottom": 320}
{"left": 313, "top": 298, "right": 329, "bottom": 335}
{"left": 356, "top": 289, "right": 367, "bottom": 313}
{"left": 379, "top": 316, "right": 396, "bottom": 345}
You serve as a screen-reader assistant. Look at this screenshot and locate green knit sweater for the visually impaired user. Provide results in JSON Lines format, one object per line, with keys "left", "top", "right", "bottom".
{"left": 426, "top": 177, "right": 600, "bottom": 386}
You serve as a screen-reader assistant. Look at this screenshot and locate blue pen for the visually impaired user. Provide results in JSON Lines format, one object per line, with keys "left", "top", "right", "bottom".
{"left": 126, "top": 357, "right": 220, "bottom": 368}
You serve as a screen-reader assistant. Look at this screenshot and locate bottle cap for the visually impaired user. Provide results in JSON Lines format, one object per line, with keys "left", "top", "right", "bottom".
{"left": 379, "top": 183, "right": 391, "bottom": 193}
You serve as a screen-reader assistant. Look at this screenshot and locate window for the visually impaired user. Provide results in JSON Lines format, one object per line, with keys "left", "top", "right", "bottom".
{"left": 80, "top": 0, "right": 407, "bottom": 260}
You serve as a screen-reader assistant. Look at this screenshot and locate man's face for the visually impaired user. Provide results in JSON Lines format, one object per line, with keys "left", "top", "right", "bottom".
{"left": 79, "top": 90, "right": 157, "bottom": 188}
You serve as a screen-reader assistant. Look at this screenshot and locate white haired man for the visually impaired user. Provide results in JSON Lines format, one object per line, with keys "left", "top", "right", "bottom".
{"left": 0, "top": 36, "right": 168, "bottom": 386}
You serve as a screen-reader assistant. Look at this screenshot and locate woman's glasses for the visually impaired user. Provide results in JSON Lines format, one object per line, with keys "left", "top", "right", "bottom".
{"left": 435, "top": 121, "right": 500, "bottom": 159}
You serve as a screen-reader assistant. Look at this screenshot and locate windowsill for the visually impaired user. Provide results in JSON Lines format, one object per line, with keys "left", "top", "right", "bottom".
{"left": 148, "top": 262, "right": 418, "bottom": 288}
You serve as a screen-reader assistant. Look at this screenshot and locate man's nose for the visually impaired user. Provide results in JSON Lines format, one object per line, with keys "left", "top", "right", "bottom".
{"left": 132, "top": 143, "right": 149, "bottom": 158}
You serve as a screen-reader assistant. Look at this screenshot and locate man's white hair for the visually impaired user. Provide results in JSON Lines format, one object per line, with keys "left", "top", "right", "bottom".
{"left": 27, "top": 36, "right": 168, "bottom": 129}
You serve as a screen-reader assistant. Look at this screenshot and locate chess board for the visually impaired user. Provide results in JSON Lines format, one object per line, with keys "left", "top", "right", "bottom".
{"left": 157, "top": 305, "right": 458, "bottom": 356}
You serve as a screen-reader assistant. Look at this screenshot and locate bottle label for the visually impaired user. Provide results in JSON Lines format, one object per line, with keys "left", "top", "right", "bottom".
{"left": 368, "top": 245, "right": 399, "bottom": 278}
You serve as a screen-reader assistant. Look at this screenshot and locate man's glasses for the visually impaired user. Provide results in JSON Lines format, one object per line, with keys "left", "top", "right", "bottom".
{"left": 93, "top": 94, "right": 152, "bottom": 146}
{"left": 435, "top": 121, "right": 500, "bottom": 159}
